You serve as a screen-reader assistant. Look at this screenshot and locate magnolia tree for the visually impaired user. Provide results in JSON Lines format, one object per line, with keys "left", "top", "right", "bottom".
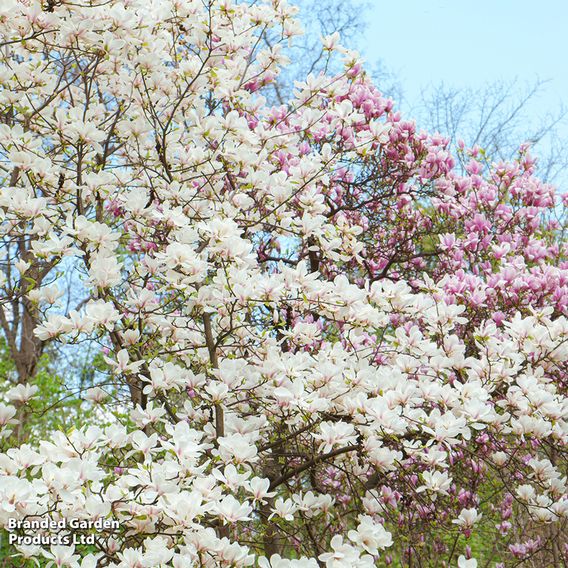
{"left": 0, "top": 1, "right": 567, "bottom": 567}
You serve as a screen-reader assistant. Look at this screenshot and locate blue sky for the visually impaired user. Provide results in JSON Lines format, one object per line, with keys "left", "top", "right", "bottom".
{"left": 360, "top": 1, "right": 568, "bottom": 185}
{"left": 363, "top": 0, "right": 567, "bottom": 109}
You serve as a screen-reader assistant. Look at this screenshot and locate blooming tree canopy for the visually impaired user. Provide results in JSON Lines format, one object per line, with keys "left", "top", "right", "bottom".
{"left": 0, "top": 0, "right": 567, "bottom": 567}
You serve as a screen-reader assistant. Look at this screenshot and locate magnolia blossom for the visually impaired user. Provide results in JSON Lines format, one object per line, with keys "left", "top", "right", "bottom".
{"left": 89, "top": 254, "right": 122, "bottom": 288}
{"left": 83, "top": 387, "right": 108, "bottom": 404}
{"left": 452, "top": 508, "right": 482, "bottom": 530}
{"left": 417, "top": 471, "right": 453, "bottom": 496}
{"left": 216, "top": 495, "right": 253, "bottom": 524}
{"left": 43, "top": 545, "right": 80, "bottom": 568}
{"left": 318, "top": 536, "right": 365, "bottom": 568}
{"left": 313, "top": 421, "right": 358, "bottom": 453}
{"left": 348, "top": 515, "right": 393, "bottom": 555}
{"left": 457, "top": 556, "right": 477, "bottom": 568}
{"left": 0, "top": 403, "right": 17, "bottom": 427}
{"left": 6, "top": 384, "right": 38, "bottom": 404}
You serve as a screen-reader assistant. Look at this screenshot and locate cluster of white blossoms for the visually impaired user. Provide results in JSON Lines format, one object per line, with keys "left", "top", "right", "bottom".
{"left": 0, "top": 0, "right": 567, "bottom": 566}
{"left": 2, "top": 273, "right": 567, "bottom": 566}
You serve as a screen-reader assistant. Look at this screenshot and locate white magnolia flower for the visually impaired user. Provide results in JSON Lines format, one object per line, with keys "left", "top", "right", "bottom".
{"left": 89, "top": 253, "right": 122, "bottom": 288}
{"left": 348, "top": 515, "right": 393, "bottom": 554}
{"left": 270, "top": 497, "right": 298, "bottom": 521}
{"left": 318, "top": 535, "right": 361, "bottom": 567}
{"left": 84, "top": 387, "right": 108, "bottom": 404}
{"left": 215, "top": 495, "right": 253, "bottom": 524}
{"left": 452, "top": 508, "right": 482, "bottom": 529}
{"left": 43, "top": 544, "right": 79, "bottom": 568}
{"left": 6, "top": 384, "right": 39, "bottom": 404}
{"left": 0, "top": 403, "right": 17, "bottom": 426}
{"left": 417, "top": 470, "right": 452, "bottom": 496}
{"left": 313, "top": 421, "right": 358, "bottom": 453}
{"left": 457, "top": 556, "right": 477, "bottom": 568}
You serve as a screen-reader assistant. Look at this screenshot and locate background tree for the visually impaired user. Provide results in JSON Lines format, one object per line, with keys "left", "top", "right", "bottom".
{"left": 416, "top": 79, "right": 568, "bottom": 185}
